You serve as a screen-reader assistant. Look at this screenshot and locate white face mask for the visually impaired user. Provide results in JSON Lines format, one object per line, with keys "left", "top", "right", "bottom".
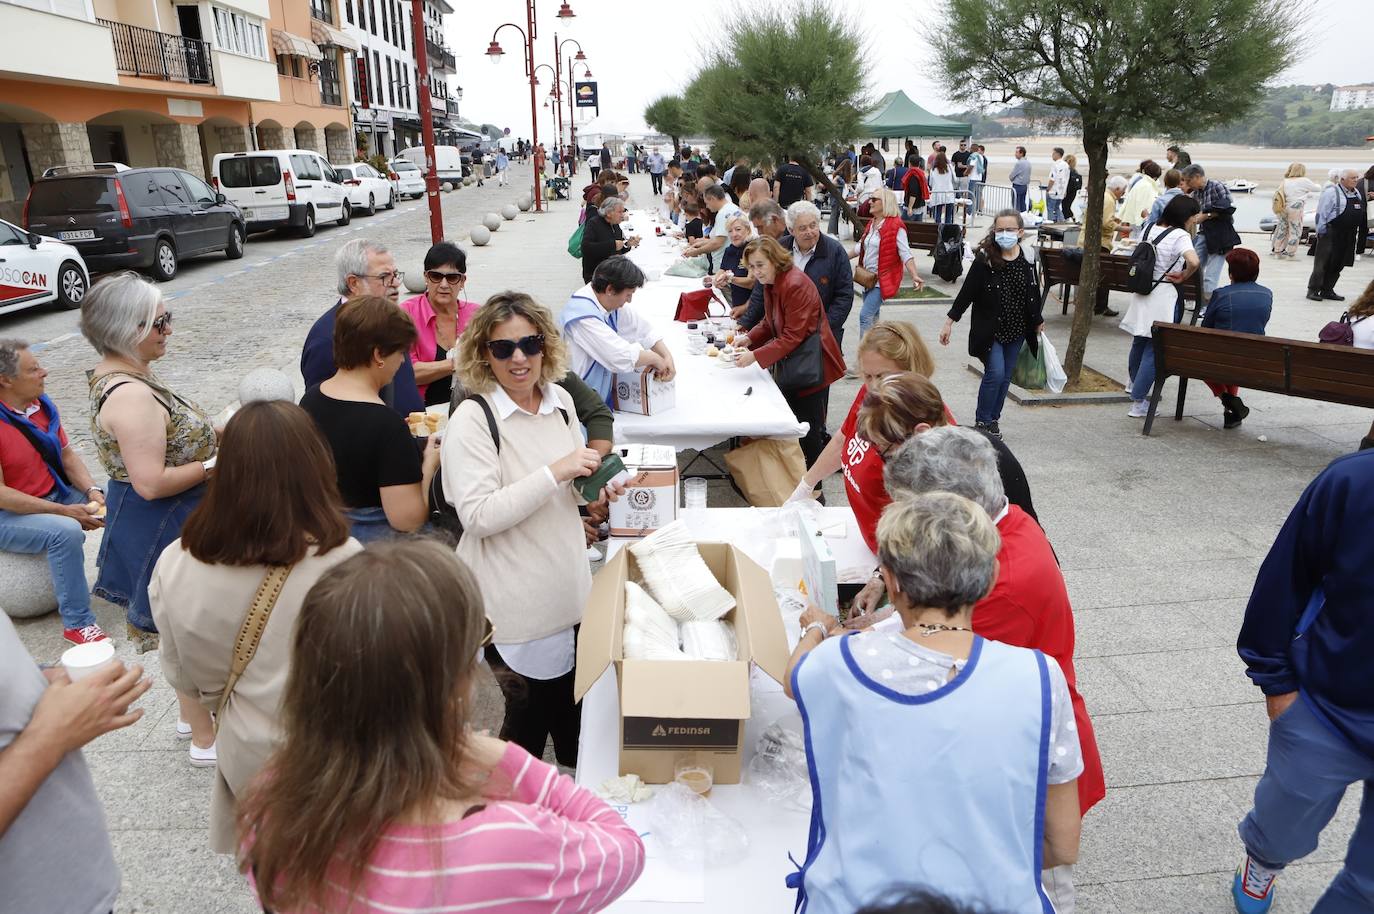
{"left": 994, "top": 230, "right": 1019, "bottom": 250}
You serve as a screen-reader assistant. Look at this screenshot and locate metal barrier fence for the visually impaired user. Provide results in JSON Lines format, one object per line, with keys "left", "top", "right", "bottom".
{"left": 98, "top": 19, "right": 214, "bottom": 85}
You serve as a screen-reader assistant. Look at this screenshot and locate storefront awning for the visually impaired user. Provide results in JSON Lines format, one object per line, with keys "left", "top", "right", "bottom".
{"left": 271, "top": 29, "right": 323, "bottom": 61}
{"left": 310, "top": 20, "right": 359, "bottom": 53}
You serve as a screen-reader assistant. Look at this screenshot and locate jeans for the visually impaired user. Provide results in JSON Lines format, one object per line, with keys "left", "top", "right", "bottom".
{"left": 976, "top": 338, "right": 1023, "bottom": 425}
{"left": 650, "top": 171, "right": 664, "bottom": 195}
{"left": 1238, "top": 697, "right": 1374, "bottom": 913}
{"left": 969, "top": 180, "right": 983, "bottom": 214}
{"left": 932, "top": 203, "right": 954, "bottom": 224}
{"left": 345, "top": 506, "right": 398, "bottom": 544}
{"left": 859, "top": 285, "right": 884, "bottom": 337}
{"left": 1013, "top": 184, "right": 1028, "bottom": 212}
{"left": 0, "top": 488, "right": 95, "bottom": 629}
{"left": 1128, "top": 336, "right": 1156, "bottom": 402}
{"left": 1194, "top": 235, "right": 1227, "bottom": 300}
{"left": 1047, "top": 196, "right": 1064, "bottom": 222}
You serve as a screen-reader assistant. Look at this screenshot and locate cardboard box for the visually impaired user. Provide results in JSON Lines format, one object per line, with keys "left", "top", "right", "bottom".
{"left": 608, "top": 445, "right": 679, "bottom": 537}
{"left": 798, "top": 514, "right": 838, "bottom": 617}
{"left": 574, "top": 542, "right": 789, "bottom": 784}
{"left": 613, "top": 369, "right": 677, "bottom": 416}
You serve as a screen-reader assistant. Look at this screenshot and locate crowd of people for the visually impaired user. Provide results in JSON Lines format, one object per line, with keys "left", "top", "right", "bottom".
{"left": 3, "top": 141, "right": 1374, "bottom": 914}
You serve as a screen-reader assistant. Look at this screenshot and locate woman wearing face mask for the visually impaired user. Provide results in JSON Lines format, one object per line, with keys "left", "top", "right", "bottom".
{"left": 939, "top": 211, "right": 1044, "bottom": 440}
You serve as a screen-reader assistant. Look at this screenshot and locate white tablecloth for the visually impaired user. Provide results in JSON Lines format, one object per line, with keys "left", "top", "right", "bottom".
{"left": 609, "top": 211, "right": 806, "bottom": 452}
{"left": 579, "top": 507, "right": 877, "bottom": 911}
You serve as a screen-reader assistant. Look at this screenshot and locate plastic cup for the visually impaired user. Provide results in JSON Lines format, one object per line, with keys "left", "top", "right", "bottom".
{"left": 683, "top": 477, "right": 708, "bottom": 510}
{"left": 675, "top": 757, "right": 714, "bottom": 797}
{"left": 61, "top": 640, "right": 117, "bottom": 682}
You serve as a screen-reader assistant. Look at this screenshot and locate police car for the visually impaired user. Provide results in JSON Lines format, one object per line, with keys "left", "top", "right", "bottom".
{"left": 0, "top": 217, "right": 90, "bottom": 316}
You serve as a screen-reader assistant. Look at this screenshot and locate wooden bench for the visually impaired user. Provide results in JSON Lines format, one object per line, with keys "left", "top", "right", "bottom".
{"left": 1038, "top": 248, "right": 1206, "bottom": 322}
{"left": 1142, "top": 323, "right": 1374, "bottom": 439}
{"left": 853, "top": 217, "right": 961, "bottom": 254}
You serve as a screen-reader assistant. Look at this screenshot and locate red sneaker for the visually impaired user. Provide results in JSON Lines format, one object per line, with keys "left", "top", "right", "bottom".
{"left": 63, "top": 624, "right": 110, "bottom": 645}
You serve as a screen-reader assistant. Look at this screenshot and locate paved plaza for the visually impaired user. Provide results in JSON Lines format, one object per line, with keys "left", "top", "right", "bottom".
{"left": 6, "top": 164, "right": 1369, "bottom": 913}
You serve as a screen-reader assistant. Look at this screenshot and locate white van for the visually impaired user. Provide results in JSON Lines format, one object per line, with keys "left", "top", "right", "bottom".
{"left": 211, "top": 149, "right": 349, "bottom": 237}
{"left": 396, "top": 145, "right": 468, "bottom": 184}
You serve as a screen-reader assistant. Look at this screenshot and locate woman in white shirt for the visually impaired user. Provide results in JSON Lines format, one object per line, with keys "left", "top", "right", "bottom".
{"left": 1273, "top": 163, "right": 1324, "bottom": 258}
{"left": 1121, "top": 195, "right": 1202, "bottom": 417}
{"left": 442, "top": 292, "right": 619, "bottom": 767}
{"left": 927, "top": 152, "right": 957, "bottom": 224}
{"left": 1350, "top": 280, "right": 1374, "bottom": 350}
{"left": 854, "top": 154, "right": 884, "bottom": 211}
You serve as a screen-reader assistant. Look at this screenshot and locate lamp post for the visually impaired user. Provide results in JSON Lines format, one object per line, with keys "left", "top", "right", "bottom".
{"left": 533, "top": 63, "right": 558, "bottom": 150}
{"left": 408, "top": 0, "right": 444, "bottom": 243}
{"left": 486, "top": 1, "right": 576, "bottom": 214}
{"left": 554, "top": 36, "right": 583, "bottom": 171}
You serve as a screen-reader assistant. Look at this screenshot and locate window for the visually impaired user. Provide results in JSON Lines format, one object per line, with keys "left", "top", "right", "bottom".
{"left": 0, "top": 222, "right": 26, "bottom": 245}
{"left": 357, "top": 0, "right": 364, "bottom": 29}
{"left": 290, "top": 154, "right": 322, "bottom": 181}
{"left": 367, "top": 0, "right": 377, "bottom": 35}
{"left": 387, "top": 57, "right": 395, "bottom": 107}
{"left": 213, "top": 7, "right": 267, "bottom": 58}
{"left": 157, "top": 172, "right": 190, "bottom": 205}
{"left": 310, "top": 0, "right": 333, "bottom": 24}
{"left": 380, "top": 0, "right": 388, "bottom": 41}
{"left": 372, "top": 50, "right": 382, "bottom": 105}
{"left": 319, "top": 55, "right": 342, "bottom": 106}
{"left": 218, "top": 157, "right": 281, "bottom": 188}
{"left": 352, "top": 54, "right": 362, "bottom": 102}
{"left": 345, "top": 0, "right": 353, "bottom": 23}
{"left": 290, "top": 56, "right": 302, "bottom": 78}
{"left": 276, "top": 55, "right": 286, "bottom": 75}
{"left": 179, "top": 172, "right": 219, "bottom": 207}
{"left": 396, "top": 1, "right": 405, "bottom": 49}
{"left": 122, "top": 176, "right": 165, "bottom": 209}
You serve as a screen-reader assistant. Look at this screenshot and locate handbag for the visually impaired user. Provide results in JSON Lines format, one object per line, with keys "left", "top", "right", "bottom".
{"left": 853, "top": 233, "right": 879, "bottom": 291}
{"left": 215, "top": 564, "right": 293, "bottom": 734}
{"left": 1318, "top": 311, "right": 1367, "bottom": 346}
{"left": 724, "top": 437, "right": 807, "bottom": 507}
{"left": 674, "top": 288, "right": 719, "bottom": 322}
{"left": 770, "top": 330, "right": 823, "bottom": 390}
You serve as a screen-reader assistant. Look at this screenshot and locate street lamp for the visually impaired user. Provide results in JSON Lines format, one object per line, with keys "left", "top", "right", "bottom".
{"left": 567, "top": 59, "right": 592, "bottom": 172}
{"left": 554, "top": 36, "right": 584, "bottom": 172}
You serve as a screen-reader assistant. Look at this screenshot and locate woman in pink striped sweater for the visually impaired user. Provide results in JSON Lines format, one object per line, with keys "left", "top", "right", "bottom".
{"left": 236, "top": 539, "right": 644, "bottom": 913}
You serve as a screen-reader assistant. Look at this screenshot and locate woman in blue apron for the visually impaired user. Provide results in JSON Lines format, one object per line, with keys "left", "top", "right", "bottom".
{"left": 784, "top": 491, "right": 1083, "bottom": 914}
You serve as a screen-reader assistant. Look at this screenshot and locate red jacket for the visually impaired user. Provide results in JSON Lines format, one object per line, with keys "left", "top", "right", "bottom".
{"left": 747, "top": 264, "right": 845, "bottom": 397}
{"left": 861, "top": 216, "right": 905, "bottom": 299}
{"left": 974, "top": 505, "right": 1106, "bottom": 816}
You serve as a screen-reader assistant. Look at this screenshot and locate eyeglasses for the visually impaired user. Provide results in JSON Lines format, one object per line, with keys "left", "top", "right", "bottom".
{"left": 141, "top": 311, "right": 172, "bottom": 334}
{"left": 484, "top": 334, "right": 545, "bottom": 360}
{"left": 358, "top": 270, "right": 404, "bottom": 286}
{"left": 425, "top": 270, "right": 465, "bottom": 285}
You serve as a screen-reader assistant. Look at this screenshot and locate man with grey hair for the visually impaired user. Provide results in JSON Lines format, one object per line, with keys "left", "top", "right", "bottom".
{"left": 0, "top": 339, "right": 109, "bottom": 644}
{"left": 1182, "top": 163, "right": 1240, "bottom": 302}
{"left": 300, "top": 239, "right": 423, "bottom": 416}
{"left": 735, "top": 200, "right": 792, "bottom": 327}
{"left": 1306, "top": 168, "right": 1364, "bottom": 302}
{"left": 786, "top": 200, "right": 855, "bottom": 347}
{"left": 885, "top": 426, "right": 1105, "bottom": 914}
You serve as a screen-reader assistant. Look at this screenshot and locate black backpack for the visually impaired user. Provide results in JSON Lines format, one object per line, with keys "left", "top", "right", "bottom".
{"left": 933, "top": 224, "right": 964, "bottom": 282}
{"left": 1126, "top": 226, "right": 1177, "bottom": 295}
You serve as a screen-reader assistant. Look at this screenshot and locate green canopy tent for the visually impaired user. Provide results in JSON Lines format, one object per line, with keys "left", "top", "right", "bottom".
{"left": 862, "top": 90, "right": 972, "bottom": 139}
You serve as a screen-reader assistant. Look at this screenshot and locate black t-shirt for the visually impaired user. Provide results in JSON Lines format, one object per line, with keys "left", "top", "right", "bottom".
{"left": 426, "top": 343, "right": 452, "bottom": 407}
{"left": 775, "top": 162, "right": 814, "bottom": 207}
{"left": 951, "top": 150, "right": 972, "bottom": 176}
{"left": 300, "top": 386, "right": 422, "bottom": 509}
{"left": 684, "top": 217, "right": 705, "bottom": 240}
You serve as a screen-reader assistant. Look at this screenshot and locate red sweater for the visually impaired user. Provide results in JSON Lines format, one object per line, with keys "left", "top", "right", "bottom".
{"left": 975, "top": 505, "right": 1105, "bottom": 815}
{"left": 747, "top": 264, "right": 845, "bottom": 396}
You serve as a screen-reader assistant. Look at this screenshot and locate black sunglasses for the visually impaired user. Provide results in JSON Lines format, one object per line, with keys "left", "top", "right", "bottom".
{"left": 485, "top": 334, "right": 545, "bottom": 360}
{"left": 141, "top": 311, "right": 172, "bottom": 333}
{"left": 425, "top": 270, "right": 465, "bottom": 285}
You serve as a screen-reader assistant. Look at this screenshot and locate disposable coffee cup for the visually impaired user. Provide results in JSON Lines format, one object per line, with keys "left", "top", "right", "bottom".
{"left": 61, "top": 640, "right": 117, "bottom": 682}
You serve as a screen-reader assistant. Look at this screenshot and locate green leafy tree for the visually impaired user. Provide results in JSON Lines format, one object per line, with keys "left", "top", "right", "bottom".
{"left": 934, "top": 0, "right": 1300, "bottom": 384}
{"left": 643, "top": 95, "right": 694, "bottom": 156}
{"left": 682, "top": 0, "right": 869, "bottom": 225}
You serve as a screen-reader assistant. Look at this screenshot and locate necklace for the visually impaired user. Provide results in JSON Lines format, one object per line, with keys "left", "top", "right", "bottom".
{"left": 916, "top": 622, "right": 972, "bottom": 637}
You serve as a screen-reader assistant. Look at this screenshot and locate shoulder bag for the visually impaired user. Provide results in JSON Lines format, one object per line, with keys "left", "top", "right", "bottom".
{"left": 767, "top": 287, "right": 824, "bottom": 390}
{"left": 853, "top": 231, "right": 879, "bottom": 291}
{"left": 215, "top": 565, "right": 293, "bottom": 734}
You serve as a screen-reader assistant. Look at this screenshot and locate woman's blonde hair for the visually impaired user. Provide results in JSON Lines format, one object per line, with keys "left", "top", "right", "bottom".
{"left": 1064, "top": 153, "right": 1078, "bottom": 169}
{"left": 1284, "top": 162, "right": 1306, "bottom": 179}
{"left": 877, "top": 491, "right": 1000, "bottom": 616}
{"left": 872, "top": 187, "right": 901, "bottom": 220}
{"left": 855, "top": 372, "right": 949, "bottom": 452}
{"left": 725, "top": 212, "right": 753, "bottom": 234}
{"left": 857, "top": 321, "right": 936, "bottom": 378}
{"left": 456, "top": 292, "right": 568, "bottom": 393}
{"left": 743, "top": 235, "right": 794, "bottom": 272}
{"left": 80, "top": 271, "right": 162, "bottom": 359}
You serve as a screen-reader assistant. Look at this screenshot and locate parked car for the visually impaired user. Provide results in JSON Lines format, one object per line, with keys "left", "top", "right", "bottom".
{"left": 211, "top": 149, "right": 349, "bottom": 237}
{"left": 41, "top": 162, "right": 129, "bottom": 179}
{"left": 388, "top": 158, "right": 426, "bottom": 199}
{"left": 0, "top": 217, "right": 90, "bottom": 316}
{"left": 396, "top": 145, "right": 468, "bottom": 184}
{"left": 335, "top": 162, "right": 395, "bottom": 215}
{"left": 24, "top": 167, "right": 245, "bottom": 282}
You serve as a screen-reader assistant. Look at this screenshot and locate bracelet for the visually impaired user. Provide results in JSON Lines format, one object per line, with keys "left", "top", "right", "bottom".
{"left": 803, "top": 621, "right": 830, "bottom": 641}
{"left": 84, "top": 485, "right": 101, "bottom": 496}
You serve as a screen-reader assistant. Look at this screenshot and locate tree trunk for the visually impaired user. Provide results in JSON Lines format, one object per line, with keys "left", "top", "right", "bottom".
{"left": 1062, "top": 134, "right": 1111, "bottom": 385}
{"left": 798, "top": 155, "right": 859, "bottom": 228}
{"left": 671, "top": 134, "right": 681, "bottom": 156}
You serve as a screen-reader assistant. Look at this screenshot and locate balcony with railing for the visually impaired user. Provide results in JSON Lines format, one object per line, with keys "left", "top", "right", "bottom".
{"left": 426, "top": 38, "right": 455, "bottom": 72}
{"left": 309, "top": 0, "right": 333, "bottom": 24}
{"left": 446, "top": 97, "right": 460, "bottom": 117}
{"left": 98, "top": 18, "right": 213, "bottom": 84}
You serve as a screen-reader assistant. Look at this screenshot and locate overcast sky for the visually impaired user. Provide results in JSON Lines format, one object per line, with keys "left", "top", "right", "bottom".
{"left": 444, "top": 0, "right": 1368, "bottom": 142}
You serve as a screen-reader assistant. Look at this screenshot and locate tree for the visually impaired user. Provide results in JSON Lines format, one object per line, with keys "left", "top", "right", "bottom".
{"left": 933, "top": 0, "right": 1300, "bottom": 385}
{"left": 681, "top": 1, "right": 869, "bottom": 225}
{"left": 643, "top": 95, "right": 693, "bottom": 156}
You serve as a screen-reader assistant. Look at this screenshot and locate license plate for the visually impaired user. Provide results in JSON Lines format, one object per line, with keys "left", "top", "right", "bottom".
{"left": 59, "top": 230, "right": 95, "bottom": 241}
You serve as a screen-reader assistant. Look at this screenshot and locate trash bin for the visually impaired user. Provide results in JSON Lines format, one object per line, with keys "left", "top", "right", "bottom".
{"left": 483, "top": 162, "right": 493, "bottom": 179}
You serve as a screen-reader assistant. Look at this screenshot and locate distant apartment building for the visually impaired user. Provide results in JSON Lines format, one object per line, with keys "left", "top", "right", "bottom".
{"left": 341, "top": 0, "right": 457, "bottom": 159}
{"left": 0, "top": 0, "right": 355, "bottom": 222}
{"left": 1329, "top": 84, "right": 1374, "bottom": 112}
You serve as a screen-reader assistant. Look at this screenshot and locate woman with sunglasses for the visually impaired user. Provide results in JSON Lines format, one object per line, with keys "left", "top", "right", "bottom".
{"left": 400, "top": 242, "right": 480, "bottom": 406}
{"left": 149, "top": 400, "right": 361, "bottom": 841}
{"left": 443, "top": 292, "right": 618, "bottom": 767}
{"left": 81, "top": 271, "right": 218, "bottom": 748}
{"left": 300, "top": 296, "right": 439, "bottom": 544}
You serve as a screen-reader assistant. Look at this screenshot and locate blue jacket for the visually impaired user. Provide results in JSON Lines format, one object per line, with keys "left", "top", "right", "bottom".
{"left": 1200, "top": 282, "right": 1272, "bottom": 335}
{"left": 739, "top": 234, "right": 853, "bottom": 337}
{"left": 1237, "top": 450, "right": 1374, "bottom": 759}
{"left": 301, "top": 300, "right": 424, "bottom": 417}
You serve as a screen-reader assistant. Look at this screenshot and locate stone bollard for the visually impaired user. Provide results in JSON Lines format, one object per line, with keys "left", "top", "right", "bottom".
{"left": 501, "top": 204, "right": 518, "bottom": 220}
{"left": 402, "top": 270, "right": 427, "bottom": 293}
{"left": 517, "top": 196, "right": 533, "bottom": 212}
{"left": 469, "top": 225, "right": 491, "bottom": 245}
{"left": 483, "top": 213, "right": 502, "bottom": 232}
{"left": 238, "top": 367, "right": 295, "bottom": 404}
{"left": 0, "top": 552, "right": 58, "bottom": 619}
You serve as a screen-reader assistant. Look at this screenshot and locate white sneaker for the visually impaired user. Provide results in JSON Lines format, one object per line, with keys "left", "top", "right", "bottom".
{"left": 175, "top": 719, "right": 192, "bottom": 740}
{"left": 1127, "top": 400, "right": 1150, "bottom": 418}
{"left": 189, "top": 741, "right": 217, "bottom": 768}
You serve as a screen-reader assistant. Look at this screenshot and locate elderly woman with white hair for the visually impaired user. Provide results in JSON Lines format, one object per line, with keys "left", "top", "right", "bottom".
{"left": 82, "top": 272, "right": 219, "bottom": 753}
{"left": 581, "top": 195, "right": 638, "bottom": 283}
{"left": 882, "top": 426, "right": 1104, "bottom": 912}
{"left": 783, "top": 488, "right": 1083, "bottom": 914}
{"left": 710, "top": 212, "right": 757, "bottom": 309}
{"left": 851, "top": 187, "right": 924, "bottom": 339}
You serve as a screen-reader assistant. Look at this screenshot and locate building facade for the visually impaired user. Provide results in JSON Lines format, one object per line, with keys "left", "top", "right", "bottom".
{"left": 341, "top": 0, "right": 456, "bottom": 159}
{"left": 0, "top": 0, "right": 354, "bottom": 223}
{"left": 1329, "top": 84, "right": 1374, "bottom": 112}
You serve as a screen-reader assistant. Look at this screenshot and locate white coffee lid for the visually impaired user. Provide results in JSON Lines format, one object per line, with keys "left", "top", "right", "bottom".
{"left": 61, "top": 639, "right": 115, "bottom": 669}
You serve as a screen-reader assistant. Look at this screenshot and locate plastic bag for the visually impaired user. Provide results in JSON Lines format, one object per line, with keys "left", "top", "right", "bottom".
{"left": 647, "top": 782, "right": 749, "bottom": 865}
{"left": 747, "top": 716, "right": 812, "bottom": 811}
{"left": 1040, "top": 333, "right": 1067, "bottom": 393}
{"left": 1011, "top": 340, "right": 1047, "bottom": 390}
{"left": 567, "top": 223, "right": 584, "bottom": 259}
{"left": 664, "top": 254, "right": 711, "bottom": 278}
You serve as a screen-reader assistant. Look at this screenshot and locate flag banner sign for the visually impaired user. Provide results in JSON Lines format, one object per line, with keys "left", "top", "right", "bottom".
{"left": 575, "top": 81, "right": 599, "bottom": 109}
